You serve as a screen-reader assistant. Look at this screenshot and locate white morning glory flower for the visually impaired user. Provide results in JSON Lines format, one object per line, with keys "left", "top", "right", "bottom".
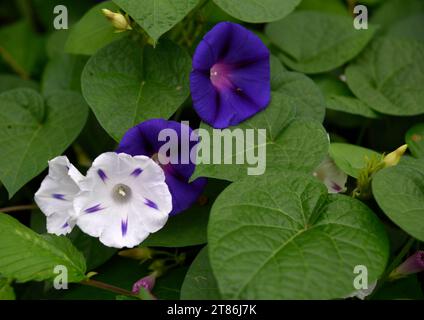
{"left": 313, "top": 155, "right": 347, "bottom": 194}
{"left": 34, "top": 156, "right": 84, "bottom": 235}
{"left": 73, "top": 152, "right": 172, "bottom": 249}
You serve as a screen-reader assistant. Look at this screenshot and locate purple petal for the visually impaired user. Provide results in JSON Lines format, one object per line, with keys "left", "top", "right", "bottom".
{"left": 132, "top": 274, "right": 156, "bottom": 293}
{"left": 52, "top": 193, "right": 66, "bottom": 200}
{"left": 97, "top": 169, "right": 107, "bottom": 182}
{"left": 121, "top": 218, "right": 128, "bottom": 237}
{"left": 62, "top": 222, "right": 69, "bottom": 228}
{"left": 131, "top": 168, "right": 143, "bottom": 177}
{"left": 144, "top": 199, "right": 158, "bottom": 210}
{"left": 85, "top": 204, "right": 104, "bottom": 213}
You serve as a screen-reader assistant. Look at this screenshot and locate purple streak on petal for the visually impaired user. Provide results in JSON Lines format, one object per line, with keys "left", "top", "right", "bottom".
{"left": 144, "top": 199, "right": 158, "bottom": 210}
{"left": 121, "top": 218, "right": 128, "bottom": 237}
{"left": 52, "top": 193, "right": 66, "bottom": 200}
{"left": 97, "top": 169, "right": 107, "bottom": 182}
{"left": 85, "top": 204, "right": 104, "bottom": 213}
{"left": 131, "top": 168, "right": 143, "bottom": 177}
{"left": 331, "top": 182, "right": 342, "bottom": 193}
{"left": 62, "top": 222, "right": 69, "bottom": 228}
{"left": 190, "top": 21, "right": 270, "bottom": 128}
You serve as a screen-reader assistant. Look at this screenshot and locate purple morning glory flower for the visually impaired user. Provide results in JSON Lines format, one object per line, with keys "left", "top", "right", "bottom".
{"left": 117, "top": 119, "right": 207, "bottom": 216}
{"left": 190, "top": 22, "right": 271, "bottom": 129}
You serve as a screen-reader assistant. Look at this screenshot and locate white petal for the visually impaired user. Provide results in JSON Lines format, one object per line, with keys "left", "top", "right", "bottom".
{"left": 313, "top": 155, "right": 347, "bottom": 194}
{"left": 74, "top": 152, "right": 172, "bottom": 248}
{"left": 34, "top": 156, "right": 83, "bottom": 235}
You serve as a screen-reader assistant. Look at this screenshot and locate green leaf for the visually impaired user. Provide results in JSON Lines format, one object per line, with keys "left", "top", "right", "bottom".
{"left": 346, "top": 37, "right": 424, "bottom": 116}
{"left": 180, "top": 246, "right": 221, "bottom": 300}
{"left": 329, "top": 143, "right": 381, "bottom": 178}
{"left": 266, "top": 11, "right": 376, "bottom": 74}
{"left": 42, "top": 54, "right": 88, "bottom": 96}
{"left": 372, "top": 0, "right": 424, "bottom": 28}
{"left": 0, "top": 277, "right": 15, "bottom": 300}
{"left": 213, "top": 0, "right": 301, "bottom": 23}
{"left": 314, "top": 76, "right": 379, "bottom": 119}
{"left": 406, "top": 123, "right": 424, "bottom": 158}
{"left": 82, "top": 36, "right": 191, "bottom": 141}
{"left": 385, "top": 14, "right": 424, "bottom": 42}
{"left": 372, "top": 157, "right": 424, "bottom": 241}
{"left": 0, "top": 20, "right": 45, "bottom": 77}
{"left": 271, "top": 59, "right": 326, "bottom": 122}
{"left": 0, "top": 88, "right": 88, "bottom": 197}
{"left": 65, "top": 1, "right": 126, "bottom": 56}
{"left": 143, "top": 179, "right": 228, "bottom": 247}
{"left": 46, "top": 30, "right": 69, "bottom": 59}
{"left": 0, "top": 213, "right": 86, "bottom": 283}
{"left": 0, "top": 74, "right": 38, "bottom": 93}
{"left": 297, "top": 0, "right": 349, "bottom": 16}
{"left": 113, "top": 0, "right": 200, "bottom": 42}
{"left": 208, "top": 171, "right": 389, "bottom": 299}
{"left": 191, "top": 92, "right": 329, "bottom": 182}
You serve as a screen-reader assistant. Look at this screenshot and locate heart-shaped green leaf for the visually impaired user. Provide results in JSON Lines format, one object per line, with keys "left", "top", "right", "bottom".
{"left": 208, "top": 172, "right": 389, "bottom": 299}
{"left": 373, "top": 157, "right": 424, "bottom": 241}
{"left": 81, "top": 36, "right": 191, "bottom": 141}
{"left": 346, "top": 37, "right": 424, "bottom": 116}
{"left": 213, "top": 0, "right": 301, "bottom": 23}
{"left": 0, "top": 88, "right": 88, "bottom": 197}
{"left": 0, "top": 213, "right": 87, "bottom": 283}
{"left": 266, "top": 11, "right": 376, "bottom": 73}
{"left": 113, "top": 0, "right": 200, "bottom": 42}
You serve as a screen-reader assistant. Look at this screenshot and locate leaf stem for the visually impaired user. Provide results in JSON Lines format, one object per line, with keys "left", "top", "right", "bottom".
{"left": 80, "top": 279, "right": 137, "bottom": 298}
{"left": 0, "top": 204, "right": 37, "bottom": 213}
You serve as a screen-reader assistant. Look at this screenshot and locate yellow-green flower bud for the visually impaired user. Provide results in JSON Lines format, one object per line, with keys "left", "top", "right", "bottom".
{"left": 383, "top": 144, "right": 408, "bottom": 167}
{"left": 118, "top": 247, "right": 153, "bottom": 260}
{"left": 101, "top": 8, "right": 132, "bottom": 33}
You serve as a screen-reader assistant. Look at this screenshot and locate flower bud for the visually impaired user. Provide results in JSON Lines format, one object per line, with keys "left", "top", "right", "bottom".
{"left": 383, "top": 144, "right": 408, "bottom": 167}
{"left": 118, "top": 247, "right": 153, "bottom": 260}
{"left": 389, "top": 251, "right": 424, "bottom": 280}
{"left": 101, "top": 9, "right": 132, "bottom": 33}
{"left": 132, "top": 272, "right": 157, "bottom": 294}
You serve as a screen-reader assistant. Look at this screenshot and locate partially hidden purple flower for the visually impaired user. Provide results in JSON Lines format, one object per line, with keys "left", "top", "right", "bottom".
{"left": 132, "top": 273, "right": 157, "bottom": 299}
{"left": 190, "top": 22, "right": 271, "bottom": 129}
{"left": 390, "top": 251, "right": 424, "bottom": 279}
{"left": 117, "top": 119, "right": 207, "bottom": 216}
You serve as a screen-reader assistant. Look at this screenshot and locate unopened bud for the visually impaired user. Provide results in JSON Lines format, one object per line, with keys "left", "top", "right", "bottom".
{"left": 383, "top": 144, "right": 408, "bottom": 167}
{"left": 101, "top": 9, "right": 132, "bottom": 33}
{"left": 389, "top": 251, "right": 424, "bottom": 280}
{"left": 118, "top": 247, "right": 153, "bottom": 260}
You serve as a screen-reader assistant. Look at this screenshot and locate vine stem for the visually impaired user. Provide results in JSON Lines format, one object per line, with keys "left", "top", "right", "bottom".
{"left": 80, "top": 279, "right": 137, "bottom": 298}
{"left": 0, "top": 204, "right": 37, "bottom": 213}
